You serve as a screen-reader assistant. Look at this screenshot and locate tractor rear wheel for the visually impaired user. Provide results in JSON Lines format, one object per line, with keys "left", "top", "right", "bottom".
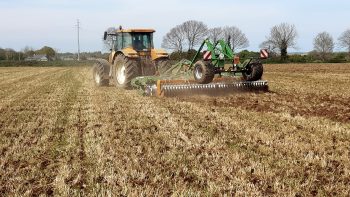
{"left": 243, "top": 63, "right": 263, "bottom": 81}
{"left": 93, "top": 59, "right": 110, "bottom": 86}
{"left": 114, "top": 54, "right": 140, "bottom": 88}
{"left": 193, "top": 60, "right": 215, "bottom": 84}
{"left": 156, "top": 58, "right": 172, "bottom": 75}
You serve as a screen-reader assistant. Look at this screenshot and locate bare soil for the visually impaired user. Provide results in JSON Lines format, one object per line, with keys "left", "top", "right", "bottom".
{"left": 0, "top": 63, "right": 349, "bottom": 196}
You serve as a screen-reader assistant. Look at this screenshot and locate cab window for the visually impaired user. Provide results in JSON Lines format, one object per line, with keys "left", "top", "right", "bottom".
{"left": 122, "top": 33, "right": 133, "bottom": 48}
{"left": 132, "top": 33, "right": 153, "bottom": 51}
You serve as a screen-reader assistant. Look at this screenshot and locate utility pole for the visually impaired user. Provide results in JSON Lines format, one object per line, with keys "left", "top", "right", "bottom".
{"left": 77, "top": 19, "right": 81, "bottom": 61}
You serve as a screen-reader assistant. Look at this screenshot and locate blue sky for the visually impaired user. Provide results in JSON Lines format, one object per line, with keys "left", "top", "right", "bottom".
{"left": 0, "top": 0, "right": 349, "bottom": 53}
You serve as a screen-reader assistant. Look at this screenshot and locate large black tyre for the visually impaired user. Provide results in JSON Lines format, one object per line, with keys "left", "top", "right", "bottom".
{"left": 93, "top": 59, "right": 110, "bottom": 87}
{"left": 113, "top": 54, "right": 140, "bottom": 88}
{"left": 242, "top": 63, "right": 263, "bottom": 81}
{"left": 156, "top": 58, "right": 172, "bottom": 75}
{"left": 193, "top": 60, "right": 215, "bottom": 84}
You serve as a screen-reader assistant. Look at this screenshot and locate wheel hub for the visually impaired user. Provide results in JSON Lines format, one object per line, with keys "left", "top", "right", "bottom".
{"left": 194, "top": 66, "right": 203, "bottom": 79}
{"left": 95, "top": 72, "right": 101, "bottom": 84}
{"left": 117, "top": 65, "right": 126, "bottom": 84}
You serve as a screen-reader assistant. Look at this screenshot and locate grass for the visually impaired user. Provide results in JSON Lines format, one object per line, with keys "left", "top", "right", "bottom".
{"left": 0, "top": 63, "right": 349, "bottom": 196}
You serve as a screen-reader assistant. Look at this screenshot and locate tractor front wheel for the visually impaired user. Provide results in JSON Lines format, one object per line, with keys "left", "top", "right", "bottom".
{"left": 193, "top": 60, "right": 215, "bottom": 84}
{"left": 242, "top": 63, "right": 263, "bottom": 81}
{"left": 114, "top": 54, "right": 140, "bottom": 88}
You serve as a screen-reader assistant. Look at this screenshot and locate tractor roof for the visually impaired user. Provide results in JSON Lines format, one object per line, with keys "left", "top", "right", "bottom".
{"left": 117, "top": 29, "right": 155, "bottom": 33}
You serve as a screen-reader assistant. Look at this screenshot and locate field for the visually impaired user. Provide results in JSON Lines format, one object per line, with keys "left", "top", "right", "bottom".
{"left": 0, "top": 63, "right": 349, "bottom": 196}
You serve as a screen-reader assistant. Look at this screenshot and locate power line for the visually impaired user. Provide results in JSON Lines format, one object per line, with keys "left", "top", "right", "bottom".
{"left": 77, "top": 19, "right": 81, "bottom": 61}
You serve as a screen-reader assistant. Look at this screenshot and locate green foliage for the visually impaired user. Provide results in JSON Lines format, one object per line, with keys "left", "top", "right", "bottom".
{"left": 263, "top": 54, "right": 316, "bottom": 64}
{"left": 170, "top": 49, "right": 350, "bottom": 64}
{"left": 288, "top": 54, "right": 314, "bottom": 63}
{"left": 169, "top": 49, "right": 198, "bottom": 60}
{"left": 0, "top": 48, "right": 5, "bottom": 60}
{"left": 261, "top": 52, "right": 350, "bottom": 64}
{"left": 57, "top": 51, "right": 109, "bottom": 60}
{"left": 238, "top": 50, "right": 259, "bottom": 61}
{"left": 329, "top": 52, "right": 348, "bottom": 63}
{"left": 36, "top": 46, "right": 56, "bottom": 60}
{"left": 25, "top": 50, "right": 35, "bottom": 57}
{"left": 0, "top": 48, "right": 18, "bottom": 60}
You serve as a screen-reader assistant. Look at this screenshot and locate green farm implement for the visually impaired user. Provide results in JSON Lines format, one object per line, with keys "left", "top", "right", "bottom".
{"left": 130, "top": 39, "right": 269, "bottom": 97}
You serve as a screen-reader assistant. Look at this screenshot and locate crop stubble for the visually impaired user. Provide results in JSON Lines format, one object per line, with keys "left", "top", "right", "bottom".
{"left": 0, "top": 63, "right": 349, "bottom": 196}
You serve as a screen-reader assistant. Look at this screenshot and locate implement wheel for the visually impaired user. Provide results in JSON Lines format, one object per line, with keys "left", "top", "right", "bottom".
{"left": 193, "top": 60, "right": 215, "bottom": 84}
{"left": 243, "top": 63, "right": 263, "bottom": 81}
{"left": 114, "top": 54, "right": 140, "bottom": 89}
{"left": 93, "top": 59, "right": 110, "bottom": 86}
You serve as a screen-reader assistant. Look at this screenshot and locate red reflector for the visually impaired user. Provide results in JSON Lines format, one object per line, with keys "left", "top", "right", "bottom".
{"left": 203, "top": 51, "right": 212, "bottom": 60}
{"left": 260, "top": 49, "right": 269, "bottom": 59}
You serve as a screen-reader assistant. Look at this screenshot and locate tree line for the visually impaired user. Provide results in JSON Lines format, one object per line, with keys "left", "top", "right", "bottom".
{"left": 0, "top": 46, "right": 56, "bottom": 61}
{"left": 0, "top": 47, "right": 109, "bottom": 61}
{"left": 162, "top": 20, "right": 350, "bottom": 62}
{"left": 161, "top": 20, "right": 249, "bottom": 53}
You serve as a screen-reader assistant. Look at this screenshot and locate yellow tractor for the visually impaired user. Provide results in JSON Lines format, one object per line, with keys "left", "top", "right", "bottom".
{"left": 93, "top": 26, "right": 170, "bottom": 88}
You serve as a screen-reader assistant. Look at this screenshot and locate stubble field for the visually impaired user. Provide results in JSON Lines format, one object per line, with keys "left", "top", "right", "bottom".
{"left": 0, "top": 63, "right": 349, "bottom": 196}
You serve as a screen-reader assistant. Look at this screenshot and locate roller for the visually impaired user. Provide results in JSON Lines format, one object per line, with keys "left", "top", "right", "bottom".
{"left": 144, "top": 79, "right": 268, "bottom": 97}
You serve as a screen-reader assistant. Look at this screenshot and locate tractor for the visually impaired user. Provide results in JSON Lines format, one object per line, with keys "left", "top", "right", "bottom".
{"left": 92, "top": 27, "right": 170, "bottom": 88}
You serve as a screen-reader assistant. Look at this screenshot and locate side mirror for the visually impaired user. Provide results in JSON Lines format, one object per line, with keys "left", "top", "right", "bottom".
{"left": 103, "top": 31, "right": 107, "bottom": 41}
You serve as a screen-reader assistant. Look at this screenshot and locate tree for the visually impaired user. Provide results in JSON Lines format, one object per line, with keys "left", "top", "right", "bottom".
{"left": 208, "top": 27, "right": 223, "bottom": 43}
{"left": 22, "top": 46, "right": 35, "bottom": 57}
{"left": 161, "top": 25, "right": 186, "bottom": 52}
{"left": 103, "top": 27, "right": 116, "bottom": 50}
{"left": 4, "top": 48, "right": 16, "bottom": 60}
{"left": 313, "top": 32, "right": 334, "bottom": 61}
{"left": 0, "top": 48, "right": 5, "bottom": 60}
{"left": 338, "top": 29, "right": 350, "bottom": 54}
{"left": 222, "top": 26, "right": 249, "bottom": 52}
{"left": 163, "top": 21, "right": 250, "bottom": 53}
{"left": 36, "top": 46, "right": 56, "bottom": 60}
{"left": 260, "top": 23, "right": 298, "bottom": 61}
{"left": 181, "top": 20, "right": 208, "bottom": 51}
{"left": 162, "top": 20, "right": 208, "bottom": 52}
{"left": 259, "top": 40, "right": 278, "bottom": 53}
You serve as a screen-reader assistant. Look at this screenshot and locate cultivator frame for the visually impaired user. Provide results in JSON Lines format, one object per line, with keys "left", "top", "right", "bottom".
{"left": 131, "top": 39, "right": 269, "bottom": 97}
{"left": 93, "top": 29, "right": 269, "bottom": 97}
{"left": 190, "top": 39, "right": 251, "bottom": 75}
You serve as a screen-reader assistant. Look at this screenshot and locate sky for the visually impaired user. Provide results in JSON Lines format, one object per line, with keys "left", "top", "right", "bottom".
{"left": 0, "top": 0, "right": 350, "bottom": 53}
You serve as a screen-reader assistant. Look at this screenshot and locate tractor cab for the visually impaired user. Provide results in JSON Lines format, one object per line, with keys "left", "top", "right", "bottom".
{"left": 104, "top": 28, "right": 155, "bottom": 52}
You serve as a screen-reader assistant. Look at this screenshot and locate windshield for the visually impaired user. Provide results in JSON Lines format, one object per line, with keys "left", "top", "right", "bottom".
{"left": 122, "top": 33, "right": 133, "bottom": 49}
{"left": 132, "top": 33, "right": 153, "bottom": 51}
{"left": 115, "top": 32, "right": 153, "bottom": 51}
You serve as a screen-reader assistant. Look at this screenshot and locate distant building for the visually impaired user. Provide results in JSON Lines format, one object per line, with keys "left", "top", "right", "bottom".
{"left": 62, "top": 57, "right": 75, "bottom": 61}
{"left": 25, "top": 54, "right": 48, "bottom": 61}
